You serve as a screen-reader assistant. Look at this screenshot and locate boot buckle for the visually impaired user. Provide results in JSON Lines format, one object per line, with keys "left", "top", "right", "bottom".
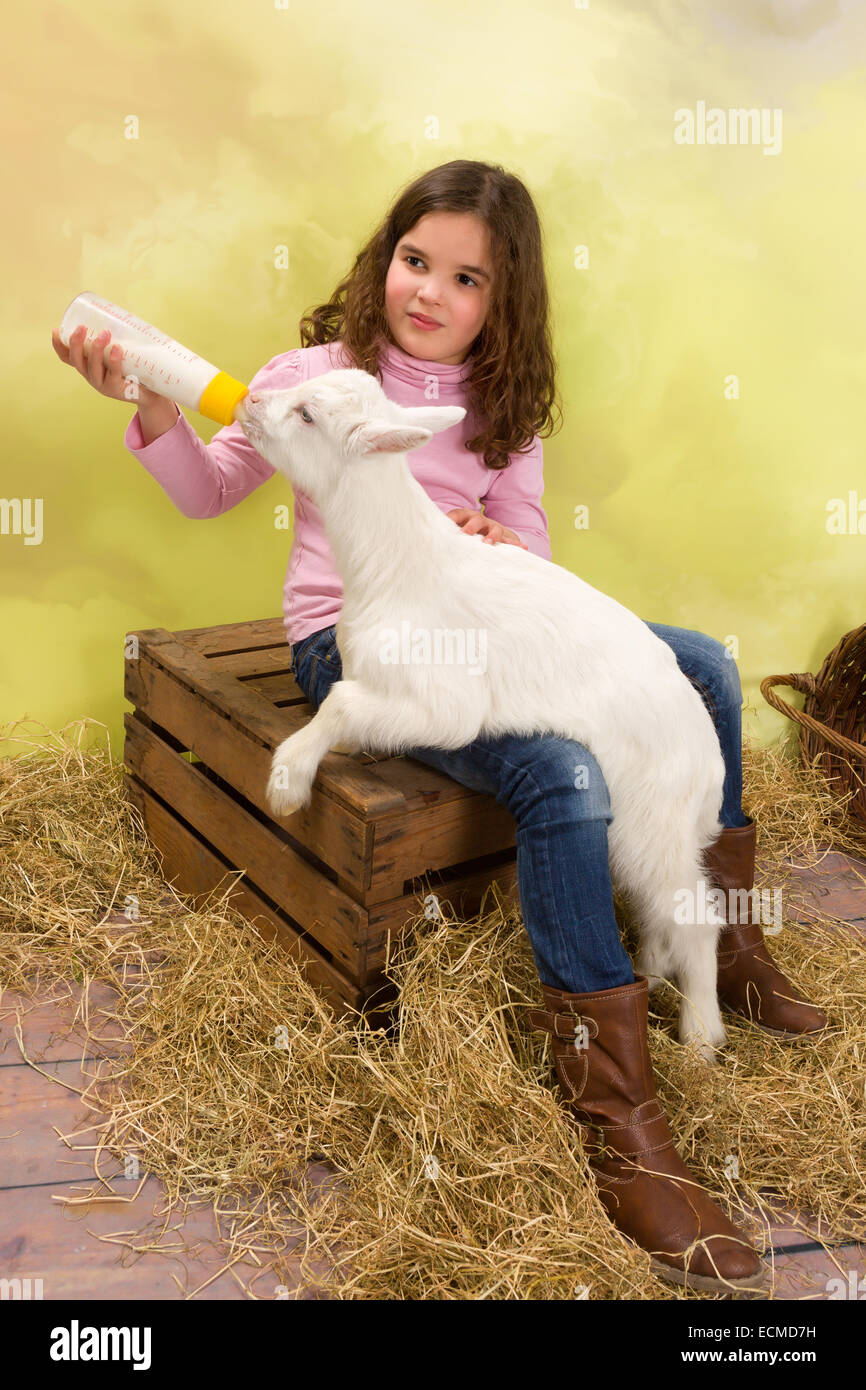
{"left": 554, "top": 1011, "right": 596, "bottom": 1051}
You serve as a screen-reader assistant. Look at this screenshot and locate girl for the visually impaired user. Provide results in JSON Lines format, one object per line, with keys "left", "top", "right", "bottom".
{"left": 53, "top": 158, "right": 825, "bottom": 1295}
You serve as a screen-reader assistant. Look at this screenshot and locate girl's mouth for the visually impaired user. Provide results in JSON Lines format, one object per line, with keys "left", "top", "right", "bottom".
{"left": 408, "top": 313, "right": 442, "bottom": 330}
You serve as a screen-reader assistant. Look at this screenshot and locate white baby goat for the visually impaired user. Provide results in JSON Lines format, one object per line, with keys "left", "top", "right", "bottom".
{"left": 239, "top": 370, "right": 730, "bottom": 1060}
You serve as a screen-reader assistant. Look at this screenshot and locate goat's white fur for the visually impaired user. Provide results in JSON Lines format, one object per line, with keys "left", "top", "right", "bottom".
{"left": 239, "top": 370, "right": 729, "bottom": 1061}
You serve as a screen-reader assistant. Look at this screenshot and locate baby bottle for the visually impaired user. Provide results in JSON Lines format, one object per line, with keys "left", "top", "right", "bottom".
{"left": 58, "top": 292, "right": 250, "bottom": 425}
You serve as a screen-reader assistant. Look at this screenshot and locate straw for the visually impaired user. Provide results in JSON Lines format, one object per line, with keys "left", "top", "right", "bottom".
{"left": 1, "top": 716, "right": 863, "bottom": 1300}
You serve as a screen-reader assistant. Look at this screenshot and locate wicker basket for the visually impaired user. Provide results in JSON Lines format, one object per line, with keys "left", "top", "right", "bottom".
{"left": 761, "top": 622, "right": 866, "bottom": 830}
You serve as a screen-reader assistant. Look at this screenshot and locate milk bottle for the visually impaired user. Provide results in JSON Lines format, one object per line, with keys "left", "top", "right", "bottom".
{"left": 59, "top": 292, "right": 249, "bottom": 425}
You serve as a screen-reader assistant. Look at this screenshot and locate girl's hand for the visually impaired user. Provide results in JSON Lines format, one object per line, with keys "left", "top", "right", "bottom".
{"left": 51, "top": 324, "right": 163, "bottom": 408}
{"left": 446, "top": 507, "right": 529, "bottom": 549}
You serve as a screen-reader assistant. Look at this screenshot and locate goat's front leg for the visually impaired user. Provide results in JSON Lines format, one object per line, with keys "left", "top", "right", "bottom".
{"left": 266, "top": 679, "right": 440, "bottom": 817}
{"left": 266, "top": 690, "right": 351, "bottom": 817}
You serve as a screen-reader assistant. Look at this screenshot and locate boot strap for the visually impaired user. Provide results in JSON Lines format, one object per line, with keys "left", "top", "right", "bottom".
{"left": 571, "top": 1103, "right": 676, "bottom": 1165}
{"left": 527, "top": 1007, "right": 599, "bottom": 1044}
{"left": 718, "top": 921, "right": 773, "bottom": 963}
{"left": 601, "top": 1103, "right": 675, "bottom": 1158}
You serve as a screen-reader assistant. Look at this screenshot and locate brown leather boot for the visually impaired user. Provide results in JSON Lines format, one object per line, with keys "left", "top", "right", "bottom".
{"left": 529, "top": 975, "right": 766, "bottom": 1294}
{"left": 702, "top": 817, "right": 828, "bottom": 1037}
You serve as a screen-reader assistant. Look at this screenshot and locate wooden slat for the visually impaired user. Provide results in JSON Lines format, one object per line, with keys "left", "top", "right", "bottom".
{"left": 244, "top": 671, "right": 309, "bottom": 706}
{"left": 0, "top": 981, "right": 129, "bottom": 1065}
{"left": 123, "top": 773, "right": 381, "bottom": 1011}
{"left": 360, "top": 855, "right": 519, "bottom": 968}
{"left": 124, "top": 650, "right": 377, "bottom": 890}
{"left": 170, "top": 615, "right": 288, "bottom": 654}
{"left": 123, "top": 715, "right": 375, "bottom": 975}
{"left": 367, "top": 797, "right": 517, "bottom": 900}
{"left": 0, "top": 1059, "right": 109, "bottom": 1186}
{"left": 360, "top": 754, "right": 479, "bottom": 811}
{"left": 0, "top": 1180, "right": 283, "bottom": 1300}
{"left": 206, "top": 647, "right": 300, "bottom": 681}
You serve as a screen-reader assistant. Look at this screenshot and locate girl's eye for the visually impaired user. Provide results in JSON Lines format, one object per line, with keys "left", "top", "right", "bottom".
{"left": 405, "top": 254, "right": 477, "bottom": 288}
{"left": 297, "top": 405, "right": 314, "bottom": 424}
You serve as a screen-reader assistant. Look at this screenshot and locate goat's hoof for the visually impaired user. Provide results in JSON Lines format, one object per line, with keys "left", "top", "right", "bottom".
{"left": 266, "top": 761, "right": 311, "bottom": 818}
{"left": 679, "top": 1035, "right": 718, "bottom": 1065}
{"left": 267, "top": 787, "right": 304, "bottom": 818}
{"left": 679, "top": 1024, "right": 727, "bottom": 1065}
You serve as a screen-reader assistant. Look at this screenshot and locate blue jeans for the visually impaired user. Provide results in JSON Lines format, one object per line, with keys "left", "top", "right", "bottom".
{"left": 289, "top": 623, "right": 751, "bottom": 994}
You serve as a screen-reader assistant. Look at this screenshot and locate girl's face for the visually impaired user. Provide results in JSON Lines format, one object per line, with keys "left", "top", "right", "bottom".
{"left": 383, "top": 212, "right": 493, "bottom": 366}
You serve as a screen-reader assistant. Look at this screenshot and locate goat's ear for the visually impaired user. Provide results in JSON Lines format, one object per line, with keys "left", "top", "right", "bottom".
{"left": 356, "top": 422, "right": 433, "bottom": 455}
{"left": 399, "top": 405, "right": 466, "bottom": 436}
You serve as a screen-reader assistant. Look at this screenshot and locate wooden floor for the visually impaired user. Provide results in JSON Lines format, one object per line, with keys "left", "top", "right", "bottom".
{"left": 1, "top": 842, "right": 864, "bottom": 1300}
{"left": 0, "top": 970, "right": 339, "bottom": 1299}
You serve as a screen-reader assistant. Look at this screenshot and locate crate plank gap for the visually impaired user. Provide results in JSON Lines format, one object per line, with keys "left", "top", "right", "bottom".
{"left": 123, "top": 617, "right": 519, "bottom": 1022}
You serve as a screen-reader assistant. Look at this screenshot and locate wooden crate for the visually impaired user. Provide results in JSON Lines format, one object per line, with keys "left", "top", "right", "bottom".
{"left": 123, "top": 617, "right": 519, "bottom": 1019}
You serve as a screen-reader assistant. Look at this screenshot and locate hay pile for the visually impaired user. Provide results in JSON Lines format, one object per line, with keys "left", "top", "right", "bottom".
{"left": 1, "top": 717, "right": 864, "bottom": 1300}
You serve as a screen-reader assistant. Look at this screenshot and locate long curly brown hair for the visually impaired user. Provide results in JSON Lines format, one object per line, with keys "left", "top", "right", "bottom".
{"left": 298, "top": 159, "right": 562, "bottom": 471}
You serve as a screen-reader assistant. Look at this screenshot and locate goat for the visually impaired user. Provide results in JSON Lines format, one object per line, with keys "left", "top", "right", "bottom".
{"left": 238, "top": 370, "right": 730, "bottom": 1060}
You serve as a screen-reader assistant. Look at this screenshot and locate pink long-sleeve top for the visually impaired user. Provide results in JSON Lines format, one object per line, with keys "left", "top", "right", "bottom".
{"left": 124, "top": 336, "right": 552, "bottom": 645}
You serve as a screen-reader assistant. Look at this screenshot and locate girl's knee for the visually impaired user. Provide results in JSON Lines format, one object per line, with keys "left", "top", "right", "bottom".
{"left": 691, "top": 634, "right": 743, "bottom": 709}
{"left": 563, "top": 748, "right": 613, "bottom": 824}
{"left": 507, "top": 738, "right": 613, "bottom": 826}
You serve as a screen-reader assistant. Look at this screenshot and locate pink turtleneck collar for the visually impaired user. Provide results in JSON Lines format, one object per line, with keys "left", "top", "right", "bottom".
{"left": 324, "top": 333, "right": 476, "bottom": 388}
{"left": 377, "top": 333, "right": 475, "bottom": 387}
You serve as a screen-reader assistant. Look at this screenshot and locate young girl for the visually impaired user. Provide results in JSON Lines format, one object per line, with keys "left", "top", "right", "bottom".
{"left": 53, "top": 158, "right": 824, "bottom": 1294}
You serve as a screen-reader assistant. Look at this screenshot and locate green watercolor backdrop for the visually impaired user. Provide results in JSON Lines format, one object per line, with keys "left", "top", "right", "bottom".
{"left": 4, "top": 0, "right": 865, "bottom": 764}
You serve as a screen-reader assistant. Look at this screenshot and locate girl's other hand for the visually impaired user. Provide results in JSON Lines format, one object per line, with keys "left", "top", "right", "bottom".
{"left": 51, "top": 324, "right": 163, "bottom": 408}
{"left": 446, "top": 507, "right": 529, "bottom": 549}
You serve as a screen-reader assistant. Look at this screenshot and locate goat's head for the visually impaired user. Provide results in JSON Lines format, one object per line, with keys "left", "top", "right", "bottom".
{"left": 237, "top": 368, "right": 466, "bottom": 506}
